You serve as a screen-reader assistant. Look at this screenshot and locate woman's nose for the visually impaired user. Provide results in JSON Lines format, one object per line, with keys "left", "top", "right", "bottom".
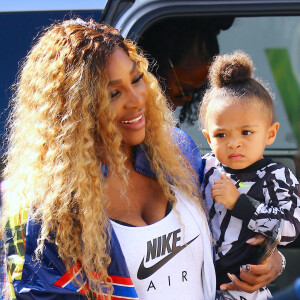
{"left": 125, "top": 87, "right": 145, "bottom": 108}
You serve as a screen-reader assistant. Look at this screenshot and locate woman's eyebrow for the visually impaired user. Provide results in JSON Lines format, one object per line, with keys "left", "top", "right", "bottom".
{"left": 108, "top": 61, "right": 137, "bottom": 86}
{"left": 130, "top": 61, "right": 137, "bottom": 74}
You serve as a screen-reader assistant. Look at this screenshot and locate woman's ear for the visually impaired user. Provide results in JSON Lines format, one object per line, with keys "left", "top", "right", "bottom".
{"left": 202, "top": 129, "right": 211, "bottom": 144}
{"left": 266, "top": 122, "right": 280, "bottom": 146}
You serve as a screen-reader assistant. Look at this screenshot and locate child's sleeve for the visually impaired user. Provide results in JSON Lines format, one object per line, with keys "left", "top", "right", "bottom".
{"left": 231, "top": 165, "right": 300, "bottom": 245}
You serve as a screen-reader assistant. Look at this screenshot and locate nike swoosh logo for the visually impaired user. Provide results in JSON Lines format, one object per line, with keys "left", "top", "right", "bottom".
{"left": 239, "top": 182, "right": 251, "bottom": 187}
{"left": 137, "top": 235, "right": 199, "bottom": 280}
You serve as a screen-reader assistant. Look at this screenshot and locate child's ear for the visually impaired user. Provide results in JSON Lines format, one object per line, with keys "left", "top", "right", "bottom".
{"left": 202, "top": 129, "right": 211, "bottom": 144}
{"left": 266, "top": 122, "right": 280, "bottom": 146}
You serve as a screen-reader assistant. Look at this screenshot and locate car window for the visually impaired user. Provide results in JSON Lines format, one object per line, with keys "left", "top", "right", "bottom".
{"left": 177, "top": 16, "right": 300, "bottom": 157}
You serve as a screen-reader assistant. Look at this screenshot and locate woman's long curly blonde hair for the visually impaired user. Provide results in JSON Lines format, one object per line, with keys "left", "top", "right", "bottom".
{"left": 3, "top": 18, "right": 205, "bottom": 298}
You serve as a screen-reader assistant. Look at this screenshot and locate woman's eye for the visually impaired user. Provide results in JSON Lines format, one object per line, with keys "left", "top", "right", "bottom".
{"left": 110, "top": 90, "right": 120, "bottom": 99}
{"left": 132, "top": 73, "right": 144, "bottom": 84}
{"left": 216, "top": 133, "right": 226, "bottom": 138}
{"left": 242, "top": 130, "right": 252, "bottom": 135}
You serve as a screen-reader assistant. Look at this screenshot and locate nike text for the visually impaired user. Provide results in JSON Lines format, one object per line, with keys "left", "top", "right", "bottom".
{"left": 146, "top": 228, "right": 181, "bottom": 262}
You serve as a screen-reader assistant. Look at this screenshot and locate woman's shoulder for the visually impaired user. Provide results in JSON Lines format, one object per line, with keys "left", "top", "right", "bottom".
{"left": 170, "top": 127, "right": 200, "bottom": 156}
{"left": 170, "top": 127, "right": 204, "bottom": 182}
{"left": 170, "top": 127, "right": 196, "bottom": 144}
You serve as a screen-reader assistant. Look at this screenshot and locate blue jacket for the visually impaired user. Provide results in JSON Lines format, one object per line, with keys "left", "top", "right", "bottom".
{"left": 4, "top": 128, "right": 203, "bottom": 299}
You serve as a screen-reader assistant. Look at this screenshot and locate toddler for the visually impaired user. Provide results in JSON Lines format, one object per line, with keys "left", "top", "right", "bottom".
{"left": 199, "top": 51, "right": 300, "bottom": 300}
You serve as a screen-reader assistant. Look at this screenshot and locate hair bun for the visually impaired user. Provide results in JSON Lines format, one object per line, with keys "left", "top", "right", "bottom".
{"left": 209, "top": 50, "right": 254, "bottom": 88}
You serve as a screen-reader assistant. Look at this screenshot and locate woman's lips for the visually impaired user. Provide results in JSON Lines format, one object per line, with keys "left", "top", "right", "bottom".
{"left": 121, "top": 114, "right": 143, "bottom": 124}
{"left": 120, "top": 114, "right": 145, "bottom": 129}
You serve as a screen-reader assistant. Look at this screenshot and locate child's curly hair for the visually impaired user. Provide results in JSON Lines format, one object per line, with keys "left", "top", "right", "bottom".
{"left": 199, "top": 50, "right": 275, "bottom": 129}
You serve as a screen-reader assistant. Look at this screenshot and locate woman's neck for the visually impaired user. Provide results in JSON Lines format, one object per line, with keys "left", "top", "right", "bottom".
{"left": 95, "top": 142, "right": 135, "bottom": 164}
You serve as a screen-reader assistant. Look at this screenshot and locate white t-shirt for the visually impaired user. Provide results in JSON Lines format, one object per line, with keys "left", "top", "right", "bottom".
{"left": 111, "top": 188, "right": 216, "bottom": 300}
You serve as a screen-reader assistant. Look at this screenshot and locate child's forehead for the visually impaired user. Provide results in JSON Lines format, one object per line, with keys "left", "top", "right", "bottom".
{"left": 208, "top": 97, "right": 265, "bottom": 116}
{"left": 211, "top": 96, "right": 260, "bottom": 107}
{"left": 207, "top": 97, "right": 269, "bottom": 124}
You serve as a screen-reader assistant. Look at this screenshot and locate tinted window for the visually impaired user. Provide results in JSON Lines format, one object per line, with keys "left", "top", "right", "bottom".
{"left": 177, "top": 16, "right": 300, "bottom": 155}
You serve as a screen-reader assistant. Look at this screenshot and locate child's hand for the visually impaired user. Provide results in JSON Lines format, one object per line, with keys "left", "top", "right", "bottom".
{"left": 211, "top": 173, "right": 241, "bottom": 210}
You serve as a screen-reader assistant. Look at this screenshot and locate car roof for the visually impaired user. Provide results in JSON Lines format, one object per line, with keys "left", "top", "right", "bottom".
{"left": 101, "top": 0, "right": 300, "bottom": 39}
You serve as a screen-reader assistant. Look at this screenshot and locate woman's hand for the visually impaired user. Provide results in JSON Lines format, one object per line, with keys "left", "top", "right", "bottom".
{"left": 219, "top": 234, "right": 282, "bottom": 293}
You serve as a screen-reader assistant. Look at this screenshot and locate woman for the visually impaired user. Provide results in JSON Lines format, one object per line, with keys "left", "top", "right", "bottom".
{"left": 2, "top": 18, "right": 215, "bottom": 299}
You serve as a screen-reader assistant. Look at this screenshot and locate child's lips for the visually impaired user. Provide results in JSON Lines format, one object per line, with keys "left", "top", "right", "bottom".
{"left": 229, "top": 153, "right": 244, "bottom": 159}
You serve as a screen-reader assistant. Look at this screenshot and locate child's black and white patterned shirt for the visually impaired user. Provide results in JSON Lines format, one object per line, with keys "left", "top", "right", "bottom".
{"left": 202, "top": 152, "right": 300, "bottom": 288}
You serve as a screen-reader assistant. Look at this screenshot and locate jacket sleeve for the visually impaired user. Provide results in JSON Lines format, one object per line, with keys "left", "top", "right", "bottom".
{"left": 0, "top": 238, "right": 9, "bottom": 300}
{"left": 5, "top": 209, "right": 88, "bottom": 300}
{"left": 5, "top": 208, "right": 138, "bottom": 300}
{"left": 171, "top": 127, "right": 204, "bottom": 184}
{"left": 231, "top": 165, "right": 300, "bottom": 245}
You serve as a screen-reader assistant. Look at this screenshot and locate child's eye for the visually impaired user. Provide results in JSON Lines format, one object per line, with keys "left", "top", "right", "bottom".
{"left": 110, "top": 90, "right": 120, "bottom": 99}
{"left": 215, "top": 133, "right": 226, "bottom": 138}
{"left": 242, "top": 130, "right": 252, "bottom": 135}
{"left": 132, "top": 73, "right": 144, "bottom": 84}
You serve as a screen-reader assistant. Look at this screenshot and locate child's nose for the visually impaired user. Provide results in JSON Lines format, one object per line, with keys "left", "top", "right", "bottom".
{"left": 228, "top": 137, "right": 241, "bottom": 149}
